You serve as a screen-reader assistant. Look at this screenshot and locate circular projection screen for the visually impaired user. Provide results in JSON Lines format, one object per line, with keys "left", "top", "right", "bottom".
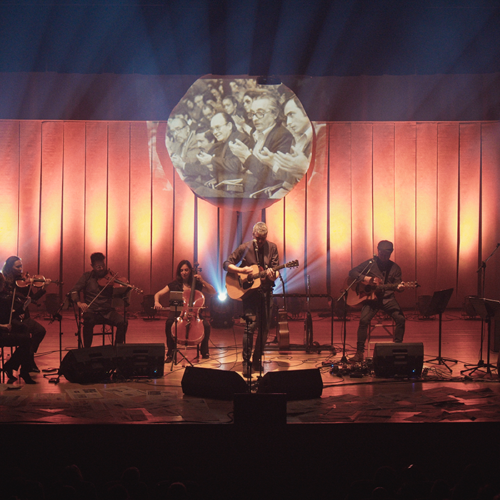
{"left": 162, "top": 76, "right": 314, "bottom": 211}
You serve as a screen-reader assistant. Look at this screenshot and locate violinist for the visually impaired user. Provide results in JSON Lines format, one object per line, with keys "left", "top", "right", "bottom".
{"left": 0, "top": 271, "right": 36, "bottom": 384}
{"left": 154, "top": 260, "right": 216, "bottom": 363}
{"left": 70, "top": 252, "right": 129, "bottom": 349}
{"left": 1, "top": 256, "right": 48, "bottom": 373}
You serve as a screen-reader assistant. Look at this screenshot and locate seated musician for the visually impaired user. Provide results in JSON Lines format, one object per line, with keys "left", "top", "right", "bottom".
{"left": 0, "top": 271, "right": 36, "bottom": 384}
{"left": 70, "top": 253, "right": 129, "bottom": 349}
{"left": 348, "top": 240, "right": 406, "bottom": 364}
{"left": 1, "top": 255, "right": 48, "bottom": 372}
{"left": 154, "top": 260, "right": 215, "bottom": 363}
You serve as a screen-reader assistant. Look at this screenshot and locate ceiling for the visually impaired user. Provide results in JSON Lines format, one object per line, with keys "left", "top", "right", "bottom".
{"left": 1, "top": 0, "right": 500, "bottom": 77}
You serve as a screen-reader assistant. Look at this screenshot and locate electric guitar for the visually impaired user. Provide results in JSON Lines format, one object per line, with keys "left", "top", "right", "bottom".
{"left": 346, "top": 276, "right": 419, "bottom": 306}
{"left": 225, "top": 260, "right": 299, "bottom": 300}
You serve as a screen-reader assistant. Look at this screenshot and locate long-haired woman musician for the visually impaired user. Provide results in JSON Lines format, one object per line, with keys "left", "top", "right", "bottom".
{"left": 154, "top": 260, "right": 215, "bottom": 363}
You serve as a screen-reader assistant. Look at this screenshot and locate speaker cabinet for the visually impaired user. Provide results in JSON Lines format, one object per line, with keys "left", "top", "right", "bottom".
{"left": 257, "top": 368, "right": 323, "bottom": 400}
{"left": 233, "top": 393, "right": 287, "bottom": 425}
{"left": 59, "top": 346, "right": 115, "bottom": 384}
{"left": 373, "top": 342, "right": 424, "bottom": 378}
{"left": 181, "top": 367, "right": 248, "bottom": 400}
{"left": 115, "top": 343, "right": 165, "bottom": 379}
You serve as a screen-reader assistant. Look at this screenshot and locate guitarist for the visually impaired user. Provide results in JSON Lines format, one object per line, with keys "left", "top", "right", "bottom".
{"left": 348, "top": 240, "right": 406, "bottom": 364}
{"left": 224, "top": 222, "right": 279, "bottom": 376}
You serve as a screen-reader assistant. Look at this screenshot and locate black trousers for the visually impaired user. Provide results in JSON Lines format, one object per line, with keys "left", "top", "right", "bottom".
{"left": 82, "top": 310, "right": 127, "bottom": 348}
{"left": 242, "top": 289, "right": 272, "bottom": 365}
{"left": 19, "top": 317, "right": 46, "bottom": 356}
{"left": 1, "top": 323, "right": 32, "bottom": 374}
{"left": 356, "top": 297, "right": 405, "bottom": 352}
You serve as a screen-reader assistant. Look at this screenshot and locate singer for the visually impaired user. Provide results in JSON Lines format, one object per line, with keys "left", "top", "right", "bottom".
{"left": 223, "top": 222, "right": 279, "bottom": 376}
{"left": 347, "top": 240, "right": 406, "bottom": 363}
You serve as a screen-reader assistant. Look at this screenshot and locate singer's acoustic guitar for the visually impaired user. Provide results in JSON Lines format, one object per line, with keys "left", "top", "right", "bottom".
{"left": 226, "top": 260, "right": 299, "bottom": 300}
{"left": 346, "top": 276, "right": 419, "bottom": 306}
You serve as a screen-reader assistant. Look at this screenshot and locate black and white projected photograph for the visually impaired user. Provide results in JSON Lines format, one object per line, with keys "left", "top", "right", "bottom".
{"left": 163, "top": 76, "right": 313, "bottom": 205}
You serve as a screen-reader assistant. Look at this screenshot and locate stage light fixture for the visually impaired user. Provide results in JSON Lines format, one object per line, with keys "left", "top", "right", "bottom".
{"left": 209, "top": 293, "right": 234, "bottom": 328}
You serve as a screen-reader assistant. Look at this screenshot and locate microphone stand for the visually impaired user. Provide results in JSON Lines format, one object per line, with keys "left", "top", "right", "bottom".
{"left": 48, "top": 293, "right": 69, "bottom": 365}
{"left": 337, "top": 258, "right": 376, "bottom": 363}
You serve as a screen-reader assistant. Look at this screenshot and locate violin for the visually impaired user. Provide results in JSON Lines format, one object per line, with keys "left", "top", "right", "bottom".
{"left": 14, "top": 273, "right": 62, "bottom": 311}
{"left": 15, "top": 273, "right": 63, "bottom": 288}
{"left": 97, "top": 270, "right": 143, "bottom": 294}
{"left": 172, "top": 263, "right": 205, "bottom": 347}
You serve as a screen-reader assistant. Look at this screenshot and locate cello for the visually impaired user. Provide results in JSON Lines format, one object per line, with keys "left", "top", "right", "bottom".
{"left": 172, "top": 263, "right": 206, "bottom": 346}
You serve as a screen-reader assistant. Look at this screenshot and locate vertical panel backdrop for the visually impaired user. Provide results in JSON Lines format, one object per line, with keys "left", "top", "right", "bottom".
{"left": 1, "top": 120, "right": 499, "bottom": 312}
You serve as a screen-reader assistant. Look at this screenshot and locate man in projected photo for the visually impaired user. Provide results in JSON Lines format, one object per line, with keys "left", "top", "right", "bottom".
{"left": 168, "top": 117, "right": 198, "bottom": 166}
{"left": 206, "top": 112, "right": 254, "bottom": 194}
{"left": 229, "top": 92, "right": 293, "bottom": 197}
{"left": 171, "top": 126, "right": 216, "bottom": 188}
{"left": 224, "top": 222, "right": 279, "bottom": 376}
{"left": 270, "top": 96, "right": 313, "bottom": 197}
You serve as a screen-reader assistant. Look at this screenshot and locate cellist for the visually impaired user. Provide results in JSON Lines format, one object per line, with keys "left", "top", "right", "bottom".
{"left": 154, "top": 260, "right": 215, "bottom": 363}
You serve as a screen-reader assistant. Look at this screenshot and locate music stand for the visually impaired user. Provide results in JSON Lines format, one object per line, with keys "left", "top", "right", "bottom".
{"left": 461, "top": 298, "right": 500, "bottom": 377}
{"left": 169, "top": 291, "right": 193, "bottom": 371}
{"left": 425, "top": 288, "right": 456, "bottom": 372}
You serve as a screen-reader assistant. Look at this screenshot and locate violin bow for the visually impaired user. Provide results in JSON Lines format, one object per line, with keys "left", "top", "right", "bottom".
{"left": 86, "top": 270, "right": 119, "bottom": 309}
{"left": 8, "top": 286, "right": 16, "bottom": 329}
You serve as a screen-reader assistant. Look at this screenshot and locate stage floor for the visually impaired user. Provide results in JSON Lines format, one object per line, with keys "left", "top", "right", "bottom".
{"left": 1, "top": 308, "right": 499, "bottom": 424}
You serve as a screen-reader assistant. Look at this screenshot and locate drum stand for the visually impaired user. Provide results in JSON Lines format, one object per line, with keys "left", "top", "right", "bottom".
{"left": 170, "top": 298, "right": 193, "bottom": 371}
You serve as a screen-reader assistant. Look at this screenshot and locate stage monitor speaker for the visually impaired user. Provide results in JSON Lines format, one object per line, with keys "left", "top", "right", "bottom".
{"left": 59, "top": 345, "right": 115, "bottom": 384}
{"left": 233, "top": 393, "right": 287, "bottom": 425}
{"left": 373, "top": 342, "right": 424, "bottom": 378}
{"left": 115, "top": 343, "right": 165, "bottom": 379}
{"left": 257, "top": 368, "right": 323, "bottom": 400}
{"left": 181, "top": 367, "right": 248, "bottom": 400}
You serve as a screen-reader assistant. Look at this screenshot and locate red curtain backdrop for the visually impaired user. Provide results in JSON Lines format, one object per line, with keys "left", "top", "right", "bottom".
{"left": 1, "top": 119, "right": 499, "bottom": 311}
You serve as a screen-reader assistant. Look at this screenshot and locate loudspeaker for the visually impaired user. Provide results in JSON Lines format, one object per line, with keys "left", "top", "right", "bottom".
{"left": 257, "top": 369, "right": 323, "bottom": 400}
{"left": 373, "top": 342, "right": 424, "bottom": 378}
{"left": 233, "top": 393, "right": 287, "bottom": 425}
{"left": 59, "top": 345, "right": 115, "bottom": 384}
{"left": 181, "top": 367, "right": 248, "bottom": 400}
{"left": 115, "top": 343, "right": 165, "bottom": 379}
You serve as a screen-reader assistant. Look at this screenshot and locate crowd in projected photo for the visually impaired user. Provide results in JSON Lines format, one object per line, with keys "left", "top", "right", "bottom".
{"left": 164, "top": 77, "right": 313, "bottom": 200}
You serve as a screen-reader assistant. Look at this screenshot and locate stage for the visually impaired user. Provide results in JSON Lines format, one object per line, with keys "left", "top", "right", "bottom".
{"left": 1, "top": 307, "right": 499, "bottom": 424}
{"left": 2, "top": 308, "right": 500, "bottom": 499}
